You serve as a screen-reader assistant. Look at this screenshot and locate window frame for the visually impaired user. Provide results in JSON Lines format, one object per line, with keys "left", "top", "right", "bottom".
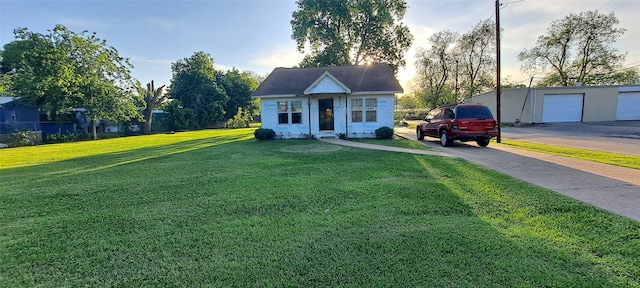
{"left": 277, "top": 100, "right": 304, "bottom": 125}
{"left": 351, "top": 98, "right": 377, "bottom": 123}
{"left": 351, "top": 98, "right": 363, "bottom": 123}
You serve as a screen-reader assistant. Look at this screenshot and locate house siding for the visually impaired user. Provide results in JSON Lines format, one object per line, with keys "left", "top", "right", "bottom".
{"left": 260, "top": 94, "right": 395, "bottom": 139}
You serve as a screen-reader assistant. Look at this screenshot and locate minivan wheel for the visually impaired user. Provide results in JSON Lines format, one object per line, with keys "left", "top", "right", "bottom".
{"left": 440, "top": 131, "right": 453, "bottom": 147}
{"left": 476, "top": 138, "right": 490, "bottom": 147}
{"left": 417, "top": 128, "right": 424, "bottom": 140}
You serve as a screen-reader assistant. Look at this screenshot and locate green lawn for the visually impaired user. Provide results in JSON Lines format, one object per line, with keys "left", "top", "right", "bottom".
{"left": 2, "top": 129, "right": 639, "bottom": 287}
{"left": 350, "top": 137, "right": 434, "bottom": 151}
{"left": 501, "top": 140, "right": 640, "bottom": 170}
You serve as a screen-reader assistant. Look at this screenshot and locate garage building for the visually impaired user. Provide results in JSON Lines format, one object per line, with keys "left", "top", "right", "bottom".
{"left": 469, "top": 85, "right": 640, "bottom": 124}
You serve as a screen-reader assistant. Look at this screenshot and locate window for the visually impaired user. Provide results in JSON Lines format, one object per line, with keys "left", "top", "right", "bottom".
{"left": 278, "top": 100, "right": 303, "bottom": 124}
{"left": 351, "top": 98, "right": 377, "bottom": 122}
{"left": 365, "top": 98, "right": 377, "bottom": 122}
{"left": 278, "top": 101, "right": 288, "bottom": 124}
{"left": 443, "top": 109, "right": 455, "bottom": 120}
{"left": 291, "top": 101, "right": 302, "bottom": 124}
{"left": 432, "top": 109, "right": 443, "bottom": 120}
{"left": 351, "top": 99, "right": 363, "bottom": 122}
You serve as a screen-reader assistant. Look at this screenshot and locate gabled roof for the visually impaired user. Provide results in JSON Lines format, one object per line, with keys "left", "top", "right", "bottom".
{"left": 304, "top": 71, "right": 351, "bottom": 95}
{"left": 252, "top": 63, "right": 403, "bottom": 97}
{"left": 0, "top": 97, "right": 20, "bottom": 105}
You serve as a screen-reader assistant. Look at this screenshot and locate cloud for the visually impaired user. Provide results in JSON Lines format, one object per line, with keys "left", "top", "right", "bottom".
{"left": 52, "top": 16, "right": 112, "bottom": 30}
{"left": 139, "top": 18, "right": 179, "bottom": 32}
{"left": 250, "top": 46, "right": 305, "bottom": 71}
{"left": 129, "top": 56, "right": 173, "bottom": 65}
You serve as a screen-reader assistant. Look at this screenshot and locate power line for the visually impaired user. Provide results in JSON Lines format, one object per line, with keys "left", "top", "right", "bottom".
{"left": 598, "top": 0, "right": 615, "bottom": 10}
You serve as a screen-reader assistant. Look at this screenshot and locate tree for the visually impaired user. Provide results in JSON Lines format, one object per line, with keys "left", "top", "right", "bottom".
{"left": 413, "top": 31, "right": 458, "bottom": 108}
{"left": 164, "top": 99, "right": 196, "bottom": 131}
{"left": 411, "top": 20, "right": 497, "bottom": 108}
{"left": 291, "top": 0, "right": 413, "bottom": 73}
{"left": 216, "top": 68, "right": 258, "bottom": 121}
{"left": 1, "top": 25, "right": 139, "bottom": 139}
{"left": 455, "top": 19, "right": 496, "bottom": 99}
{"left": 169, "top": 51, "right": 228, "bottom": 129}
{"left": 139, "top": 80, "right": 167, "bottom": 134}
{"left": 0, "top": 54, "right": 14, "bottom": 96}
{"left": 518, "top": 10, "right": 639, "bottom": 86}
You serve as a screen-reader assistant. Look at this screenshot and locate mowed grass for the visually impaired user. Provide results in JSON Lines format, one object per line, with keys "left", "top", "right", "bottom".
{"left": 350, "top": 137, "right": 434, "bottom": 151}
{"left": 2, "top": 129, "right": 640, "bottom": 287}
{"left": 501, "top": 140, "right": 640, "bottom": 170}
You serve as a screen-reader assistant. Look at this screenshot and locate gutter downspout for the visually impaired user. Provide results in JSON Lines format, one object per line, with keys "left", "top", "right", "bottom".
{"left": 531, "top": 89, "right": 537, "bottom": 124}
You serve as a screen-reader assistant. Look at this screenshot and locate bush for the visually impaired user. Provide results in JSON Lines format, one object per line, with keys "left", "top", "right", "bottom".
{"left": 375, "top": 126, "right": 394, "bottom": 139}
{"left": 44, "top": 132, "right": 81, "bottom": 144}
{"left": 225, "top": 107, "right": 251, "bottom": 129}
{"left": 7, "top": 131, "right": 37, "bottom": 147}
{"left": 254, "top": 128, "right": 276, "bottom": 140}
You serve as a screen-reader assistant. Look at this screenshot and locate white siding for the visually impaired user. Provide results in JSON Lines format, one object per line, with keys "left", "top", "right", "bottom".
{"left": 542, "top": 94, "right": 583, "bottom": 122}
{"left": 260, "top": 95, "right": 395, "bottom": 139}
{"left": 307, "top": 77, "right": 348, "bottom": 94}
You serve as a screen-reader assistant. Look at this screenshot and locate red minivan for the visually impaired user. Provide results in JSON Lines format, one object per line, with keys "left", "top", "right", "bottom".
{"left": 416, "top": 103, "right": 498, "bottom": 147}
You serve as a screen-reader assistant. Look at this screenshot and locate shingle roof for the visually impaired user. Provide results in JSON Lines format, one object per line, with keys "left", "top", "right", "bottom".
{"left": 251, "top": 63, "right": 403, "bottom": 97}
{"left": 0, "top": 97, "right": 19, "bottom": 105}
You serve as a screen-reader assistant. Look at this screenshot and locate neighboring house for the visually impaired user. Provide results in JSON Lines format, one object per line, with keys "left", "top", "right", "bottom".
{"left": 470, "top": 85, "right": 640, "bottom": 124}
{"left": 0, "top": 97, "right": 41, "bottom": 139}
{"left": 251, "top": 64, "right": 403, "bottom": 139}
{"left": 0, "top": 97, "right": 81, "bottom": 141}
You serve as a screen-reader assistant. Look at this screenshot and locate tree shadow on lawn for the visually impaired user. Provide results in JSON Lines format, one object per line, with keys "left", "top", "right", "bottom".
{"left": 0, "top": 133, "right": 254, "bottom": 187}
{"left": 2, "top": 141, "right": 639, "bottom": 286}
{"left": 413, "top": 156, "right": 640, "bottom": 287}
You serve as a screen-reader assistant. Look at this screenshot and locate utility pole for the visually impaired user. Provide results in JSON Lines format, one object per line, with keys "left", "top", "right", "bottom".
{"left": 495, "top": 0, "right": 502, "bottom": 143}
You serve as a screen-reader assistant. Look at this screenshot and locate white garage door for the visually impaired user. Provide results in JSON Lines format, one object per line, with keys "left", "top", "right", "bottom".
{"left": 616, "top": 93, "right": 640, "bottom": 120}
{"left": 542, "top": 94, "right": 583, "bottom": 122}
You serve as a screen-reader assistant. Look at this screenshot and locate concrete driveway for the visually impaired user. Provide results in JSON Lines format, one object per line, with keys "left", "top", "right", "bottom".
{"left": 394, "top": 125, "right": 640, "bottom": 222}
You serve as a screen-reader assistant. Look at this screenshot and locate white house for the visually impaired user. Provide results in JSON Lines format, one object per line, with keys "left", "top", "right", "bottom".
{"left": 251, "top": 64, "right": 403, "bottom": 139}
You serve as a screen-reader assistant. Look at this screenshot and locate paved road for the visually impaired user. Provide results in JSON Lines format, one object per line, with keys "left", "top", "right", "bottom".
{"left": 393, "top": 127, "right": 640, "bottom": 222}
{"left": 405, "top": 120, "right": 640, "bottom": 156}
{"left": 502, "top": 121, "right": 640, "bottom": 156}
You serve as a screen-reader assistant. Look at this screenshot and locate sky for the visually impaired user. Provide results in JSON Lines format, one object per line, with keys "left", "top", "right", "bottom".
{"left": 1, "top": 0, "right": 639, "bottom": 94}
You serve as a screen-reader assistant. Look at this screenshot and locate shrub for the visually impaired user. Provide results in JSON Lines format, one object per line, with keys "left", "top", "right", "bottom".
{"left": 44, "top": 132, "right": 81, "bottom": 144}
{"left": 375, "top": 126, "right": 394, "bottom": 139}
{"left": 7, "top": 131, "right": 37, "bottom": 147}
{"left": 225, "top": 108, "right": 251, "bottom": 129}
{"left": 254, "top": 128, "right": 276, "bottom": 140}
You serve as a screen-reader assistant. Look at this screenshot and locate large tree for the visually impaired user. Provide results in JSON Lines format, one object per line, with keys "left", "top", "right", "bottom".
{"left": 291, "top": 0, "right": 413, "bottom": 73}
{"left": 411, "top": 21, "right": 496, "bottom": 108}
{"left": 455, "top": 19, "right": 495, "bottom": 99}
{"left": 1, "top": 25, "right": 139, "bottom": 139}
{"left": 518, "top": 10, "right": 638, "bottom": 86}
{"left": 413, "top": 30, "right": 459, "bottom": 108}
{"left": 139, "top": 80, "right": 167, "bottom": 134}
{"left": 169, "top": 51, "right": 228, "bottom": 129}
{"left": 216, "top": 68, "right": 258, "bottom": 121}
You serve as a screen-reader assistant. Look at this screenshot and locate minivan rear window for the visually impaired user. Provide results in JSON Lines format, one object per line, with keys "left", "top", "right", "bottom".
{"left": 454, "top": 106, "right": 494, "bottom": 119}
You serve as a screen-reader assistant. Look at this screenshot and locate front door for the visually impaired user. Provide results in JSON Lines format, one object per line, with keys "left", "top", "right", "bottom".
{"left": 318, "top": 99, "right": 334, "bottom": 131}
